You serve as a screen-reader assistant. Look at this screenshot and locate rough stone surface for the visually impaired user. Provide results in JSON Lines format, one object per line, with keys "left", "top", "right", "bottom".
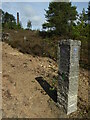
{"left": 57, "top": 39, "right": 81, "bottom": 115}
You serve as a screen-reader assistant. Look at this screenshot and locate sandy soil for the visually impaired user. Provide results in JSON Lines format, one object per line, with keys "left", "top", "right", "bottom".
{"left": 2, "top": 42, "right": 89, "bottom": 118}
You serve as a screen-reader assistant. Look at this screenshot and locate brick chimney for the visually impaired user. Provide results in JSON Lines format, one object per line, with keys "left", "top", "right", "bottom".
{"left": 17, "top": 12, "right": 19, "bottom": 25}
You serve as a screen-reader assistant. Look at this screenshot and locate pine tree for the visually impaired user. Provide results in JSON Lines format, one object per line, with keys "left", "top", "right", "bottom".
{"left": 42, "top": 2, "right": 77, "bottom": 36}
{"left": 88, "top": 1, "right": 90, "bottom": 24}
{"left": 27, "top": 20, "right": 32, "bottom": 30}
{"left": 79, "top": 8, "right": 88, "bottom": 25}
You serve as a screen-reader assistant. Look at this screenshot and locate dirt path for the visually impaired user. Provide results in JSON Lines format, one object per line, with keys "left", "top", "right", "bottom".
{"left": 2, "top": 42, "right": 89, "bottom": 118}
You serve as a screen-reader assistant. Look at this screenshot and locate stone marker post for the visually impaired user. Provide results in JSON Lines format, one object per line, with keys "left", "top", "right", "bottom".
{"left": 57, "top": 39, "right": 81, "bottom": 115}
{"left": 0, "top": 7, "right": 2, "bottom": 119}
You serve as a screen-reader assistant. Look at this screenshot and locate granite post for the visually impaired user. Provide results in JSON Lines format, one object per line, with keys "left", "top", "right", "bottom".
{"left": 57, "top": 39, "right": 81, "bottom": 115}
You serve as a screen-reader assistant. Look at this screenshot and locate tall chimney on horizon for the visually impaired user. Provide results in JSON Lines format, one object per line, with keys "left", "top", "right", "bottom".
{"left": 17, "top": 12, "right": 19, "bottom": 25}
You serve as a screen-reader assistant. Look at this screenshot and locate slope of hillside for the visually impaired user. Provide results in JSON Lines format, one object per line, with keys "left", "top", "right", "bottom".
{"left": 2, "top": 42, "right": 61, "bottom": 118}
{"left": 3, "top": 29, "right": 58, "bottom": 60}
{"left": 2, "top": 41, "right": 89, "bottom": 118}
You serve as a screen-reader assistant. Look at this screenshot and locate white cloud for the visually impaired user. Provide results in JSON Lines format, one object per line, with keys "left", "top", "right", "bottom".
{"left": 19, "top": 4, "right": 43, "bottom": 27}
{"left": 2, "top": 0, "right": 51, "bottom": 2}
{"left": 2, "top": 2, "right": 45, "bottom": 29}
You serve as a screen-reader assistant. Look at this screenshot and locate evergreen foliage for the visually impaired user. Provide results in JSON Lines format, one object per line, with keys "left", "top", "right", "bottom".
{"left": 42, "top": 2, "right": 77, "bottom": 36}
{"left": 0, "top": 9, "right": 22, "bottom": 29}
{"left": 27, "top": 20, "right": 32, "bottom": 30}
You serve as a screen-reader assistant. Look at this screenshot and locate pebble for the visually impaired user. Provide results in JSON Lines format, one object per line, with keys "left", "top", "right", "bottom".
{"left": 41, "top": 64, "right": 43, "bottom": 67}
{"left": 48, "top": 65, "right": 51, "bottom": 68}
{"left": 13, "top": 82, "right": 16, "bottom": 86}
{"left": 30, "top": 59, "right": 32, "bottom": 62}
{"left": 43, "top": 66, "right": 46, "bottom": 68}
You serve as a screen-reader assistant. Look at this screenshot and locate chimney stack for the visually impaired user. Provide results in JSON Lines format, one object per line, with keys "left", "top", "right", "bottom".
{"left": 17, "top": 12, "right": 19, "bottom": 25}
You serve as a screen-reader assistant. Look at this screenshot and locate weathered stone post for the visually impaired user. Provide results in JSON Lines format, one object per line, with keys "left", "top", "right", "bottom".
{"left": 57, "top": 39, "right": 81, "bottom": 115}
{"left": 0, "top": 6, "right": 2, "bottom": 119}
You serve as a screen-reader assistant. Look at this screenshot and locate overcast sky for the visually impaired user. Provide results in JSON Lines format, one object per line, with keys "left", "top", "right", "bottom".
{"left": 1, "top": 2, "right": 88, "bottom": 30}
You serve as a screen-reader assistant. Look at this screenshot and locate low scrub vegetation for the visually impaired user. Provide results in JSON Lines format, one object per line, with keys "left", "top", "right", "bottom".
{"left": 1, "top": 2, "right": 90, "bottom": 70}
{"left": 3, "top": 28, "right": 89, "bottom": 70}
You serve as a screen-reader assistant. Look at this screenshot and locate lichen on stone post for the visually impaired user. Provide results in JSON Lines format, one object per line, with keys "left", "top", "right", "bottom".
{"left": 57, "top": 39, "right": 81, "bottom": 115}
